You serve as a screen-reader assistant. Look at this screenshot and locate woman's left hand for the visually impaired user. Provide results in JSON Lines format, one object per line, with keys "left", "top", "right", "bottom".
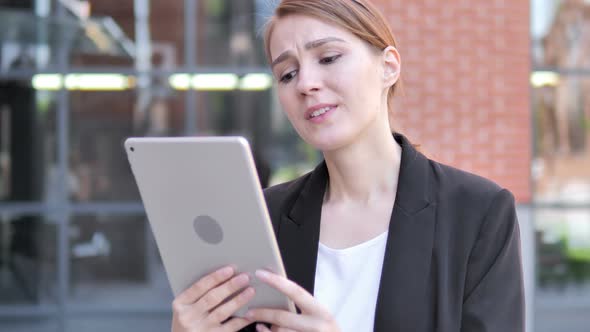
{"left": 245, "top": 270, "right": 340, "bottom": 332}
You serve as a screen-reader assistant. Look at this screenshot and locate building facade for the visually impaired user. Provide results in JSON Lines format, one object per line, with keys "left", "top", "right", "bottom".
{"left": 0, "top": 1, "right": 588, "bottom": 331}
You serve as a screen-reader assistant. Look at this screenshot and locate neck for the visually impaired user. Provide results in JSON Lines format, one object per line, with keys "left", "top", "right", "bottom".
{"left": 323, "top": 125, "right": 402, "bottom": 205}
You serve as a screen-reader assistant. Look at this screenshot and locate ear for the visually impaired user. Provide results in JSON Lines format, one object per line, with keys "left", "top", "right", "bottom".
{"left": 381, "top": 46, "right": 401, "bottom": 88}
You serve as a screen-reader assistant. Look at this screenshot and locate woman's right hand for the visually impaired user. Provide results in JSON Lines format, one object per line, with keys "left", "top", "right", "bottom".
{"left": 171, "top": 266, "right": 255, "bottom": 332}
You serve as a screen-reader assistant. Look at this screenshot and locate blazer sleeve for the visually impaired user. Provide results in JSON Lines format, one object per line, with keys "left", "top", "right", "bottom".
{"left": 461, "top": 189, "right": 525, "bottom": 332}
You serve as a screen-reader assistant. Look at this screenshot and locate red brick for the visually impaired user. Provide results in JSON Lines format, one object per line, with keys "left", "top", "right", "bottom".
{"left": 373, "top": 0, "right": 531, "bottom": 203}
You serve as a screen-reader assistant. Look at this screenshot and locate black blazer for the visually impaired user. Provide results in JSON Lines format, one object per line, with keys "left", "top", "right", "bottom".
{"left": 249, "top": 134, "right": 524, "bottom": 331}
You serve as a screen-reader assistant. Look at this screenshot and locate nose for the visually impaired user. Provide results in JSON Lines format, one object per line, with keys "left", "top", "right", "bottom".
{"left": 295, "top": 65, "right": 321, "bottom": 96}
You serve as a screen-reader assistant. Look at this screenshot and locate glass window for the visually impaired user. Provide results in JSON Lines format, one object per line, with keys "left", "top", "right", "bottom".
{"left": 197, "top": 0, "right": 266, "bottom": 66}
{"left": 532, "top": 77, "right": 590, "bottom": 203}
{"left": 0, "top": 214, "right": 58, "bottom": 305}
{"left": 65, "top": 316, "right": 172, "bottom": 332}
{"left": 532, "top": 2, "right": 590, "bottom": 331}
{"left": 0, "top": 88, "right": 57, "bottom": 202}
{"left": 534, "top": 208, "right": 590, "bottom": 332}
{"left": 0, "top": 318, "right": 58, "bottom": 332}
{"left": 69, "top": 90, "right": 185, "bottom": 202}
{"left": 0, "top": 0, "right": 137, "bottom": 71}
{"left": 532, "top": 0, "right": 590, "bottom": 70}
{"left": 68, "top": 215, "right": 172, "bottom": 306}
{"left": 148, "top": 0, "right": 186, "bottom": 66}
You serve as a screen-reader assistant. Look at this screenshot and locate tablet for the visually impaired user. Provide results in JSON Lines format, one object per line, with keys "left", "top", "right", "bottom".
{"left": 124, "top": 136, "right": 294, "bottom": 316}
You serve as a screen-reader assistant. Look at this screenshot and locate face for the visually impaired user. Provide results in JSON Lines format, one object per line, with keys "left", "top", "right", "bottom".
{"left": 268, "top": 15, "right": 398, "bottom": 151}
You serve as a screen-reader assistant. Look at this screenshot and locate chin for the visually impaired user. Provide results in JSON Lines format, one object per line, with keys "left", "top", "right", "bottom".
{"left": 302, "top": 130, "right": 357, "bottom": 153}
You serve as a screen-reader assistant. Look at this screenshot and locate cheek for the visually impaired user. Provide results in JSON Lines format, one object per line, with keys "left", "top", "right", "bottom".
{"left": 330, "top": 60, "right": 378, "bottom": 97}
{"left": 352, "top": 65, "right": 382, "bottom": 99}
{"left": 278, "top": 90, "right": 299, "bottom": 121}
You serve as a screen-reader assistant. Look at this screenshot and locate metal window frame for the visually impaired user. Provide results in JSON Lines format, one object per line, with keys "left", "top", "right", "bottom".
{"left": 0, "top": 1, "right": 203, "bottom": 330}
{"left": 529, "top": 4, "right": 590, "bottom": 332}
{"left": 0, "top": 2, "right": 273, "bottom": 329}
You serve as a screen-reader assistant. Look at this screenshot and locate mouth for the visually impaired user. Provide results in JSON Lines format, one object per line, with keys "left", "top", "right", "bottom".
{"left": 306, "top": 104, "right": 337, "bottom": 120}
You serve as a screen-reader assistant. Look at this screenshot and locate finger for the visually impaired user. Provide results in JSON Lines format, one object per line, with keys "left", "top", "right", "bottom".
{"left": 272, "top": 326, "right": 297, "bottom": 332}
{"left": 221, "top": 317, "right": 253, "bottom": 332}
{"left": 257, "top": 323, "right": 296, "bottom": 332}
{"left": 256, "top": 323, "right": 272, "bottom": 332}
{"left": 207, "top": 287, "right": 255, "bottom": 325}
{"left": 198, "top": 273, "right": 251, "bottom": 312}
{"left": 246, "top": 308, "right": 311, "bottom": 331}
{"left": 176, "top": 273, "right": 251, "bottom": 326}
{"left": 176, "top": 266, "right": 235, "bottom": 304}
{"left": 255, "top": 270, "right": 328, "bottom": 316}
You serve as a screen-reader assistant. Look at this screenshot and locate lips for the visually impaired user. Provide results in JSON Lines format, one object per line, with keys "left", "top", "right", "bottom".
{"left": 305, "top": 104, "right": 337, "bottom": 120}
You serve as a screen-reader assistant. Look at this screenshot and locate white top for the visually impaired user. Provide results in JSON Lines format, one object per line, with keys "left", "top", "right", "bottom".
{"left": 314, "top": 231, "right": 389, "bottom": 332}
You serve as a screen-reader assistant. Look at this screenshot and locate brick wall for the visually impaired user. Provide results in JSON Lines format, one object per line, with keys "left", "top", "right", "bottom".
{"left": 372, "top": 0, "right": 531, "bottom": 203}
{"left": 88, "top": 0, "right": 531, "bottom": 202}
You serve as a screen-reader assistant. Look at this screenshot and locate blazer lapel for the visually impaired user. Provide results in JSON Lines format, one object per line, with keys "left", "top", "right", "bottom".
{"left": 277, "top": 162, "right": 328, "bottom": 295}
{"left": 374, "top": 134, "right": 437, "bottom": 331}
{"left": 275, "top": 134, "right": 436, "bottom": 329}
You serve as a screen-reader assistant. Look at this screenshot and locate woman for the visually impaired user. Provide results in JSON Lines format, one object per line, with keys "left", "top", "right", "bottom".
{"left": 172, "top": 0, "right": 525, "bottom": 331}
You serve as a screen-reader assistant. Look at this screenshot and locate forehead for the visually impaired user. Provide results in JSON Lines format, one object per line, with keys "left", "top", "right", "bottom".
{"left": 268, "top": 14, "right": 358, "bottom": 60}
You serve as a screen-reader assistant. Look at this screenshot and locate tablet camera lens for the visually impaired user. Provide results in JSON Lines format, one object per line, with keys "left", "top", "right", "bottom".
{"left": 130, "top": 147, "right": 134, "bottom": 152}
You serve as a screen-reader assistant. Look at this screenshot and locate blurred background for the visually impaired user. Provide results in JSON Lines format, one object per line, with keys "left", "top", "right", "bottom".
{"left": 0, "top": 0, "right": 588, "bottom": 331}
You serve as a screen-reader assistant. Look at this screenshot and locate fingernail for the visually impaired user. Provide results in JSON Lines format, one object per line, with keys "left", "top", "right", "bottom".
{"left": 255, "top": 269, "right": 270, "bottom": 279}
{"left": 219, "top": 266, "right": 233, "bottom": 276}
{"left": 236, "top": 273, "right": 249, "bottom": 284}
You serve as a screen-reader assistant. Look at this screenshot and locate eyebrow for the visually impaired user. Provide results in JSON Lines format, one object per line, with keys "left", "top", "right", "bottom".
{"left": 271, "top": 37, "right": 347, "bottom": 69}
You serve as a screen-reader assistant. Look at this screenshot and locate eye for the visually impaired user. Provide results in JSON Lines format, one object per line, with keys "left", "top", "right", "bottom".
{"left": 279, "top": 70, "right": 297, "bottom": 84}
{"left": 319, "top": 54, "right": 341, "bottom": 65}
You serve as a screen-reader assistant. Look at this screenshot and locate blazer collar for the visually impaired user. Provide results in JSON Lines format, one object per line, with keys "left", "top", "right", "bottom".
{"left": 277, "top": 158, "right": 327, "bottom": 296}
{"left": 277, "top": 133, "right": 437, "bottom": 330}
{"left": 287, "top": 133, "right": 433, "bottom": 224}
{"left": 286, "top": 157, "right": 329, "bottom": 227}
